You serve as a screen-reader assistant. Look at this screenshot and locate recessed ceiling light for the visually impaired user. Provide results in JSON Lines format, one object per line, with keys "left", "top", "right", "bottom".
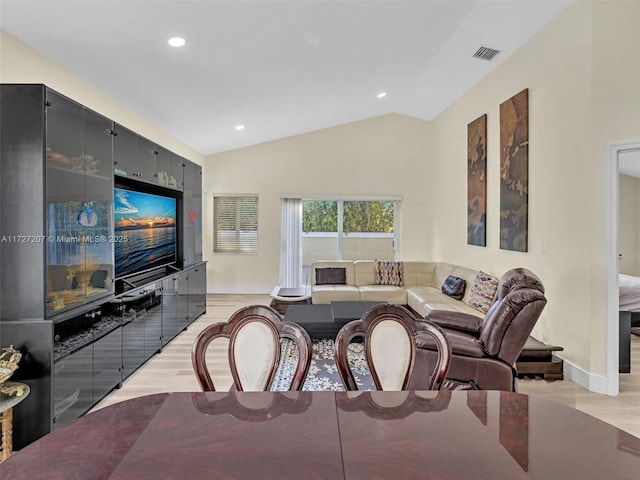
{"left": 168, "top": 37, "right": 186, "bottom": 47}
{"left": 235, "top": 125, "right": 245, "bottom": 131}
{"left": 376, "top": 92, "right": 387, "bottom": 99}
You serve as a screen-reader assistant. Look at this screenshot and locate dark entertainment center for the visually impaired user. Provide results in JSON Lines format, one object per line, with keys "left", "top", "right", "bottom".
{"left": 0, "top": 84, "right": 206, "bottom": 449}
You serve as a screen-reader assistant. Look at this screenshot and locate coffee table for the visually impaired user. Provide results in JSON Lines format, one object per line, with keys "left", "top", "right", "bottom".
{"left": 269, "top": 286, "right": 311, "bottom": 314}
{"left": 284, "top": 301, "right": 384, "bottom": 340}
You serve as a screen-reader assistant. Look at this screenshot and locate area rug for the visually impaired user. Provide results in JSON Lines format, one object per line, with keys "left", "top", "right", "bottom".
{"left": 632, "top": 327, "right": 640, "bottom": 337}
{"left": 271, "top": 339, "right": 375, "bottom": 391}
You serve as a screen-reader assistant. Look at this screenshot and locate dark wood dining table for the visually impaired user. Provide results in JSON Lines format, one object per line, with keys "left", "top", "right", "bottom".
{"left": 3, "top": 390, "right": 640, "bottom": 479}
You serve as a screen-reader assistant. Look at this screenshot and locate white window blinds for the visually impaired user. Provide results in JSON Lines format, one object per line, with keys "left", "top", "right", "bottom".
{"left": 213, "top": 196, "right": 258, "bottom": 254}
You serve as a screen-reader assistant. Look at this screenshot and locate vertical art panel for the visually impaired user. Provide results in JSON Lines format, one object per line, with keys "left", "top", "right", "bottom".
{"left": 500, "top": 89, "right": 529, "bottom": 252}
{"left": 468, "top": 114, "right": 487, "bottom": 246}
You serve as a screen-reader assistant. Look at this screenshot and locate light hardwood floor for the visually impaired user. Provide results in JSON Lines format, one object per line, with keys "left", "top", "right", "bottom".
{"left": 93, "top": 294, "right": 640, "bottom": 438}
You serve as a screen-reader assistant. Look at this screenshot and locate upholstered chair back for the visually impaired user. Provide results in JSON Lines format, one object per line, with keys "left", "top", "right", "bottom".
{"left": 231, "top": 319, "right": 280, "bottom": 391}
{"left": 368, "top": 317, "right": 414, "bottom": 390}
{"left": 478, "top": 268, "right": 547, "bottom": 365}
{"left": 335, "top": 304, "right": 451, "bottom": 391}
{"left": 192, "top": 305, "right": 312, "bottom": 392}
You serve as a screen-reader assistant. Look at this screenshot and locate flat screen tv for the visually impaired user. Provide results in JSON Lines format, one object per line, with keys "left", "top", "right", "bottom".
{"left": 114, "top": 187, "right": 177, "bottom": 278}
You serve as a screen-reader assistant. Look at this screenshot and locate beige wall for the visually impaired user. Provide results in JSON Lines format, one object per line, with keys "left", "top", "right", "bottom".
{"left": 619, "top": 175, "right": 640, "bottom": 275}
{"left": 5, "top": 1, "right": 639, "bottom": 385}
{"left": 590, "top": 0, "right": 640, "bottom": 376}
{"left": 427, "top": 1, "right": 595, "bottom": 371}
{"left": 204, "top": 114, "right": 431, "bottom": 291}
{"left": 0, "top": 30, "right": 204, "bottom": 165}
{"left": 429, "top": 0, "right": 640, "bottom": 379}
{"left": 204, "top": 1, "right": 640, "bottom": 381}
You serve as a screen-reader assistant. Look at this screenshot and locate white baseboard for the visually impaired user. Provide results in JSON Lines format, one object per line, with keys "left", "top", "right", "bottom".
{"left": 207, "top": 286, "right": 273, "bottom": 295}
{"left": 562, "top": 357, "right": 609, "bottom": 395}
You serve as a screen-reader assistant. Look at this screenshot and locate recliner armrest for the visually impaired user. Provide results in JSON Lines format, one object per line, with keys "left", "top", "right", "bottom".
{"left": 424, "top": 310, "right": 482, "bottom": 335}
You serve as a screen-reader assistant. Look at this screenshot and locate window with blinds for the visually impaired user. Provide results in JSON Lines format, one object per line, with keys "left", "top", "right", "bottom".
{"left": 213, "top": 196, "right": 258, "bottom": 254}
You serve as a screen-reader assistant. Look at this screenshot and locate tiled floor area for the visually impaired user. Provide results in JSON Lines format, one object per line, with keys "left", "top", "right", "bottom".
{"left": 94, "top": 294, "right": 640, "bottom": 438}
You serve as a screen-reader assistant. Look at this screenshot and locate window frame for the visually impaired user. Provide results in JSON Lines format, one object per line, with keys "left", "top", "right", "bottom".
{"left": 213, "top": 195, "right": 259, "bottom": 254}
{"left": 300, "top": 196, "right": 401, "bottom": 260}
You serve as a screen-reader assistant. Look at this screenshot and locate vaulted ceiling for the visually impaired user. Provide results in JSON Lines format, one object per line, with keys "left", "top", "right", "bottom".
{"left": 0, "top": 0, "right": 573, "bottom": 155}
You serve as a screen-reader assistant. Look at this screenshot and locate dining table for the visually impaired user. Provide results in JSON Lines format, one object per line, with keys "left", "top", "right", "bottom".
{"left": 2, "top": 390, "right": 640, "bottom": 479}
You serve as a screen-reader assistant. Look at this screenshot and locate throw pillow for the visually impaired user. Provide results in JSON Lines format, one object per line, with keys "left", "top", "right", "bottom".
{"left": 441, "top": 275, "right": 466, "bottom": 300}
{"left": 374, "top": 260, "right": 403, "bottom": 286}
{"left": 315, "top": 267, "right": 346, "bottom": 285}
{"left": 468, "top": 271, "right": 499, "bottom": 314}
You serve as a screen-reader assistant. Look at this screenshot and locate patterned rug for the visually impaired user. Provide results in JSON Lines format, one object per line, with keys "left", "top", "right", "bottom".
{"left": 271, "top": 339, "right": 375, "bottom": 391}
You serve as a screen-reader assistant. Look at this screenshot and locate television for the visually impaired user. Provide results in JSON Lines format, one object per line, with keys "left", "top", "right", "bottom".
{"left": 114, "top": 187, "right": 177, "bottom": 278}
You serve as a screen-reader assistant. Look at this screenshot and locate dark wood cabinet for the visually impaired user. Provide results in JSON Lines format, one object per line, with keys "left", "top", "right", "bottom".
{"left": 155, "top": 146, "right": 183, "bottom": 190}
{"left": 0, "top": 85, "right": 115, "bottom": 320}
{"left": 177, "top": 271, "right": 190, "bottom": 332}
{"left": 183, "top": 159, "right": 203, "bottom": 266}
{"left": 113, "top": 124, "right": 137, "bottom": 176}
{"left": 144, "top": 288, "right": 163, "bottom": 359}
{"left": 188, "top": 265, "right": 207, "bottom": 322}
{"left": 53, "top": 346, "right": 93, "bottom": 430}
{"left": 1, "top": 84, "right": 205, "bottom": 450}
{"left": 119, "top": 284, "right": 163, "bottom": 379}
{"left": 93, "top": 326, "right": 122, "bottom": 401}
{"left": 115, "top": 127, "right": 183, "bottom": 191}
{"left": 114, "top": 124, "right": 155, "bottom": 183}
{"left": 162, "top": 273, "right": 185, "bottom": 345}
{"left": 46, "top": 90, "right": 115, "bottom": 315}
{"left": 122, "top": 311, "right": 146, "bottom": 379}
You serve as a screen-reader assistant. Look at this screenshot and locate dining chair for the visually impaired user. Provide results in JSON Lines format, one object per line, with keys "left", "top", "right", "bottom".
{"left": 192, "top": 305, "right": 312, "bottom": 391}
{"left": 334, "top": 303, "right": 451, "bottom": 391}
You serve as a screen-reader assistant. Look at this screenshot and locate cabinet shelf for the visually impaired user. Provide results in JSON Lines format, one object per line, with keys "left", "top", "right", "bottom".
{"left": 47, "top": 162, "right": 111, "bottom": 182}
{"left": 53, "top": 314, "right": 121, "bottom": 362}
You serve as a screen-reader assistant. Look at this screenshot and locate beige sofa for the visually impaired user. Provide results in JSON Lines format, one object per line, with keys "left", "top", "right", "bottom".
{"left": 311, "top": 260, "right": 496, "bottom": 319}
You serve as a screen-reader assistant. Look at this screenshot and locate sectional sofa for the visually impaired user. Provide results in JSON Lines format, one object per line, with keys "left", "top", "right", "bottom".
{"left": 310, "top": 259, "right": 563, "bottom": 390}
{"left": 310, "top": 260, "right": 498, "bottom": 319}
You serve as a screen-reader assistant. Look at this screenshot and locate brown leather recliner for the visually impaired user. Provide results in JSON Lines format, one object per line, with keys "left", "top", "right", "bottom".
{"left": 414, "top": 268, "right": 547, "bottom": 391}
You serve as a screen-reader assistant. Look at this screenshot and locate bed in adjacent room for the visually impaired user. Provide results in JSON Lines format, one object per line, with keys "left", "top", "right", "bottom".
{"left": 619, "top": 273, "right": 640, "bottom": 313}
{"left": 618, "top": 273, "right": 640, "bottom": 373}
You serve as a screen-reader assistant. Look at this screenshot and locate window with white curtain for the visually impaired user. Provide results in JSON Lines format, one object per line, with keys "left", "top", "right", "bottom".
{"left": 213, "top": 195, "right": 258, "bottom": 254}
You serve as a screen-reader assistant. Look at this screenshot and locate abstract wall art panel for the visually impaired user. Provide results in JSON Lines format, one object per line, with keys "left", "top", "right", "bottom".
{"left": 468, "top": 114, "right": 487, "bottom": 246}
{"left": 499, "top": 88, "right": 529, "bottom": 252}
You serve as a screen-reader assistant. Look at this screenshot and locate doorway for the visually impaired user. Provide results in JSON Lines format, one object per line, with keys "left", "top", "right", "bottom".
{"left": 607, "top": 142, "right": 640, "bottom": 395}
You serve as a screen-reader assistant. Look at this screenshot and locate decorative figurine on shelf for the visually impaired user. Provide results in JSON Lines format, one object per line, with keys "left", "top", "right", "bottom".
{"left": 0, "top": 346, "right": 25, "bottom": 397}
{"left": 77, "top": 205, "right": 98, "bottom": 227}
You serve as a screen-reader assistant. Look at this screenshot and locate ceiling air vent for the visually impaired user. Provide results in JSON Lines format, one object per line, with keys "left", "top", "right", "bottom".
{"left": 473, "top": 46, "right": 501, "bottom": 61}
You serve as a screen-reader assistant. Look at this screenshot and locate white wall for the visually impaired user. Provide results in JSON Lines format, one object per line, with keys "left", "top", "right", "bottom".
{"left": 204, "top": 114, "right": 431, "bottom": 292}
{"left": 0, "top": 30, "right": 204, "bottom": 165}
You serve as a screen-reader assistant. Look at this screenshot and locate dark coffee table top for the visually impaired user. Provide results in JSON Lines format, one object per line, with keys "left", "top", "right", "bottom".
{"left": 331, "top": 301, "right": 385, "bottom": 321}
{"left": 284, "top": 304, "right": 333, "bottom": 324}
{"left": 284, "top": 302, "right": 386, "bottom": 325}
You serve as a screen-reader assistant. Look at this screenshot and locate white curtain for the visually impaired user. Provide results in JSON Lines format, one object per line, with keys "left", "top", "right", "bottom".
{"left": 280, "top": 198, "right": 302, "bottom": 288}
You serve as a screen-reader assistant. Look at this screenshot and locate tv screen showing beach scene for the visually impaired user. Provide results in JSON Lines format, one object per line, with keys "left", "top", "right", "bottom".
{"left": 114, "top": 187, "right": 177, "bottom": 278}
